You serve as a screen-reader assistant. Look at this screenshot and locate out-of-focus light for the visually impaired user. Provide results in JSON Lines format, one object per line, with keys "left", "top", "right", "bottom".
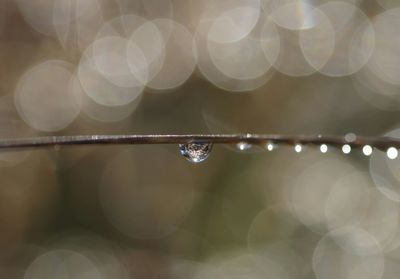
{"left": 208, "top": 5, "right": 260, "bottom": 44}
{"left": 362, "top": 145, "right": 373, "bottom": 156}
{"left": 78, "top": 44, "right": 145, "bottom": 107}
{"left": 195, "top": 17, "right": 276, "bottom": 92}
{"left": 269, "top": 2, "right": 316, "bottom": 30}
{"left": 15, "top": 0, "right": 56, "bottom": 36}
{"left": 313, "top": 227, "right": 384, "bottom": 279}
{"left": 310, "top": 2, "right": 374, "bottom": 77}
{"left": 53, "top": 0, "right": 105, "bottom": 53}
{"left": 15, "top": 60, "right": 81, "bottom": 132}
{"left": 369, "top": 8, "right": 400, "bottom": 85}
{"left": 320, "top": 144, "right": 328, "bottom": 153}
{"left": 24, "top": 250, "right": 102, "bottom": 279}
{"left": 342, "top": 144, "right": 351, "bottom": 154}
{"left": 146, "top": 19, "right": 197, "bottom": 91}
{"left": 294, "top": 144, "right": 302, "bottom": 153}
{"left": 387, "top": 147, "right": 398, "bottom": 160}
{"left": 290, "top": 157, "right": 358, "bottom": 232}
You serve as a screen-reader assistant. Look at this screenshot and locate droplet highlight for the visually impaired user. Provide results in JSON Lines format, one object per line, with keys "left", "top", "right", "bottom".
{"left": 387, "top": 147, "right": 398, "bottom": 160}
{"left": 236, "top": 142, "right": 252, "bottom": 151}
{"left": 266, "top": 142, "right": 274, "bottom": 151}
{"left": 342, "top": 144, "right": 351, "bottom": 154}
{"left": 294, "top": 144, "right": 302, "bottom": 153}
{"left": 320, "top": 144, "right": 328, "bottom": 153}
{"left": 179, "top": 142, "right": 213, "bottom": 163}
{"left": 362, "top": 145, "right": 373, "bottom": 156}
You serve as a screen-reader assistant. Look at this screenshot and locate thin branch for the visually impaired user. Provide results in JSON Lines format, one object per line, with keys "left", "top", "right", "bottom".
{"left": 0, "top": 134, "right": 398, "bottom": 151}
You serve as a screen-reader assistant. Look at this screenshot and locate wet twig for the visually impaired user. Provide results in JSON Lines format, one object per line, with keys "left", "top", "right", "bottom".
{"left": 0, "top": 134, "right": 398, "bottom": 151}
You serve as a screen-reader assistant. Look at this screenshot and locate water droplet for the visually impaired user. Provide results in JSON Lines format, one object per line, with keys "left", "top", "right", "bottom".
{"left": 387, "top": 147, "right": 398, "bottom": 160}
{"left": 320, "top": 144, "right": 328, "bottom": 153}
{"left": 294, "top": 144, "right": 302, "bottom": 153}
{"left": 345, "top": 133, "right": 357, "bottom": 142}
{"left": 342, "top": 144, "right": 351, "bottom": 154}
{"left": 266, "top": 142, "right": 274, "bottom": 151}
{"left": 179, "top": 142, "right": 213, "bottom": 163}
{"left": 362, "top": 145, "right": 373, "bottom": 156}
{"left": 236, "top": 142, "right": 252, "bottom": 151}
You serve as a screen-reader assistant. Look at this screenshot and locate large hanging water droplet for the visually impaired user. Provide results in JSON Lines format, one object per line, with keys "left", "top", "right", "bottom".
{"left": 179, "top": 142, "right": 213, "bottom": 163}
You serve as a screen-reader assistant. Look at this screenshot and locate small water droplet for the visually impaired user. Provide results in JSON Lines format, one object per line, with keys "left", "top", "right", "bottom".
{"left": 362, "top": 145, "right": 373, "bottom": 156}
{"left": 320, "top": 144, "right": 328, "bottom": 153}
{"left": 294, "top": 144, "right": 302, "bottom": 153}
{"left": 266, "top": 142, "right": 274, "bottom": 151}
{"left": 342, "top": 144, "right": 351, "bottom": 154}
{"left": 345, "top": 133, "right": 357, "bottom": 142}
{"left": 237, "top": 142, "right": 252, "bottom": 151}
{"left": 179, "top": 142, "right": 213, "bottom": 163}
{"left": 387, "top": 147, "right": 398, "bottom": 160}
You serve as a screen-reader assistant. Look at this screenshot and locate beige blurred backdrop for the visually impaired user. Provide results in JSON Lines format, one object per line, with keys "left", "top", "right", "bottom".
{"left": 1, "top": 0, "right": 400, "bottom": 278}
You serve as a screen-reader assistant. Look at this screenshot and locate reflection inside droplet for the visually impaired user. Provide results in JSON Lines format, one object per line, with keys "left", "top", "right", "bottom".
{"left": 320, "top": 144, "right": 328, "bottom": 153}
{"left": 179, "top": 142, "right": 213, "bottom": 163}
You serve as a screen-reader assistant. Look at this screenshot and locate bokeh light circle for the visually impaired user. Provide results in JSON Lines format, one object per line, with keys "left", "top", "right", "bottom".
{"left": 145, "top": 19, "right": 197, "bottom": 91}
{"left": 313, "top": 227, "right": 384, "bottom": 279}
{"left": 15, "top": 60, "right": 81, "bottom": 132}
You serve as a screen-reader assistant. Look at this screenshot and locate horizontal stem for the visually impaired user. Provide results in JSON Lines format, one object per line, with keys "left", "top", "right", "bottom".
{"left": 0, "top": 134, "right": 398, "bottom": 151}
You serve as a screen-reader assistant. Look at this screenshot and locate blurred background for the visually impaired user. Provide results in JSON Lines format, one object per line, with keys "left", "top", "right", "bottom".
{"left": 1, "top": 0, "right": 400, "bottom": 278}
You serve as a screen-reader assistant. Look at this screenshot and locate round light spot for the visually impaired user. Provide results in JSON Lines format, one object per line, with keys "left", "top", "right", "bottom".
{"left": 208, "top": 5, "right": 260, "bottom": 43}
{"left": 342, "top": 144, "right": 352, "bottom": 154}
{"left": 314, "top": 2, "right": 374, "bottom": 77}
{"left": 267, "top": 143, "right": 274, "bottom": 151}
{"left": 369, "top": 8, "right": 400, "bottom": 85}
{"left": 387, "top": 147, "right": 398, "bottom": 160}
{"left": 15, "top": 60, "right": 81, "bottom": 132}
{"left": 269, "top": 2, "right": 317, "bottom": 30}
{"left": 294, "top": 144, "right": 302, "bottom": 153}
{"left": 127, "top": 20, "right": 166, "bottom": 83}
{"left": 145, "top": 19, "right": 197, "bottom": 91}
{"left": 92, "top": 36, "right": 148, "bottom": 88}
{"left": 324, "top": 172, "right": 371, "bottom": 232}
{"left": 78, "top": 45, "right": 145, "bottom": 106}
{"left": 363, "top": 145, "right": 373, "bottom": 156}
{"left": 53, "top": 0, "right": 105, "bottom": 52}
{"left": 313, "top": 227, "right": 384, "bottom": 279}
{"left": 71, "top": 75, "right": 141, "bottom": 123}
{"left": 291, "top": 157, "right": 356, "bottom": 233}
{"left": 196, "top": 14, "right": 278, "bottom": 92}
{"left": 320, "top": 144, "right": 328, "bottom": 153}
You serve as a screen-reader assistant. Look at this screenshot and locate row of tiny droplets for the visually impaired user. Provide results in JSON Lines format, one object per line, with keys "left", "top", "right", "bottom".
{"left": 236, "top": 133, "right": 398, "bottom": 160}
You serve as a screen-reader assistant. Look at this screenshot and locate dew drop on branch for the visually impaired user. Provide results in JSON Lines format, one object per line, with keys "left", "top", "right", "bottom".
{"left": 179, "top": 142, "right": 213, "bottom": 163}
